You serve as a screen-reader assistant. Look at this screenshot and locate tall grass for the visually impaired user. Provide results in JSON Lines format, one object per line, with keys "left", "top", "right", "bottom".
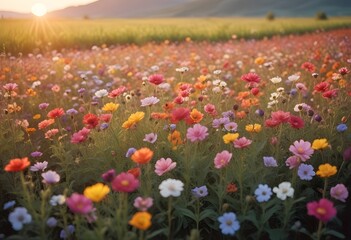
{"left": 1, "top": 17, "right": 351, "bottom": 53}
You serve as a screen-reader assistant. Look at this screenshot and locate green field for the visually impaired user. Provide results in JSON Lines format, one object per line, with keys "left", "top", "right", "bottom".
{"left": 1, "top": 17, "right": 351, "bottom": 53}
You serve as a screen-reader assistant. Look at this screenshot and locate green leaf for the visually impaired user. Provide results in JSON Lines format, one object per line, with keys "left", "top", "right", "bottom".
{"left": 324, "top": 229, "right": 345, "bottom": 239}
{"left": 262, "top": 204, "right": 282, "bottom": 223}
{"left": 243, "top": 210, "right": 260, "bottom": 229}
{"left": 266, "top": 228, "right": 288, "bottom": 240}
{"left": 199, "top": 209, "right": 217, "bottom": 221}
{"left": 174, "top": 206, "right": 196, "bottom": 221}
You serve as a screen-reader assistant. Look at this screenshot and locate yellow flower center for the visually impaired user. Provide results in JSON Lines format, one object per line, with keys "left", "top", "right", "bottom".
{"left": 121, "top": 180, "right": 129, "bottom": 186}
{"left": 316, "top": 207, "right": 326, "bottom": 215}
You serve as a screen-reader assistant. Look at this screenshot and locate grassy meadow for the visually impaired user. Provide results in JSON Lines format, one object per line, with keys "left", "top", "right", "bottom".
{"left": 1, "top": 17, "right": 351, "bottom": 53}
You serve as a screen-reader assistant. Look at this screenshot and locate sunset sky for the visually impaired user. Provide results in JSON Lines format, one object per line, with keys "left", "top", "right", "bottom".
{"left": 0, "top": 0, "right": 97, "bottom": 13}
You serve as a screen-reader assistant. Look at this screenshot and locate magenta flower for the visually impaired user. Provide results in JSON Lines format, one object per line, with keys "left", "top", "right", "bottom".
{"left": 307, "top": 198, "right": 337, "bottom": 223}
{"left": 101, "top": 169, "right": 116, "bottom": 183}
{"left": 111, "top": 172, "right": 139, "bottom": 193}
{"left": 148, "top": 74, "right": 164, "bottom": 85}
{"left": 140, "top": 96, "right": 160, "bottom": 107}
{"left": 66, "top": 193, "right": 93, "bottom": 215}
{"left": 330, "top": 184, "right": 348, "bottom": 202}
{"left": 133, "top": 197, "right": 153, "bottom": 211}
{"left": 154, "top": 158, "right": 177, "bottom": 176}
{"left": 233, "top": 137, "right": 252, "bottom": 149}
{"left": 285, "top": 156, "right": 301, "bottom": 169}
{"left": 214, "top": 150, "right": 232, "bottom": 169}
{"left": 186, "top": 124, "right": 209, "bottom": 142}
{"left": 241, "top": 72, "right": 261, "bottom": 83}
{"left": 289, "top": 140, "right": 314, "bottom": 161}
{"left": 143, "top": 133, "right": 158, "bottom": 144}
{"left": 41, "top": 170, "right": 60, "bottom": 184}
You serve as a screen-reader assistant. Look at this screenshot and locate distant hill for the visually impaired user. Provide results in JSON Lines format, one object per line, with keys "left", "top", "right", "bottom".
{"left": 1, "top": 0, "right": 350, "bottom": 18}
{"left": 0, "top": 11, "right": 30, "bottom": 18}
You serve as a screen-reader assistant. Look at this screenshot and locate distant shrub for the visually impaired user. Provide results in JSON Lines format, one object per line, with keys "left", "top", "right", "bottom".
{"left": 316, "top": 11, "right": 328, "bottom": 20}
{"left": 266, "top": 11, "right": 275, "bottom": 21}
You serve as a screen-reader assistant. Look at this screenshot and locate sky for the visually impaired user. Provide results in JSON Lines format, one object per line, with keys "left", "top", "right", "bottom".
{"left": 0, "top": 0, "right": 97, "bottom": 13}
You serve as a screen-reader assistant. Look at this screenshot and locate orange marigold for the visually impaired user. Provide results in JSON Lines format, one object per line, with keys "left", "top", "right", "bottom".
{"left": 131, "top": 148, "right": 153, "bottom": 164}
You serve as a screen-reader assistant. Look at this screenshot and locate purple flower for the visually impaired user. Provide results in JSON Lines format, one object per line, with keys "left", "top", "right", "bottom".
{"left": 330, "top": 184, "right": 348, "bottom": 202}
{"left": 41, "top": 170, "right": 60, "bottom": 184}
{"left": 39, "top": 103, "right": 49, "bottom": 110}
{"left": 186, "top": 124, "right": 209, "bottom": 142}
{"left": 126, "top": 148, "right": 137, "bottom": 158}
{"left": 191, "top": 186, "right": 208, "bottom": 198}
{"left": 263, "top": 156, "right": 278, "bottom": 167}
{"left": 66, "top": 108, "right": 78, "bottom": 115}
{"left": 8, "top": 207, "right": 32, "bottom": 231}
{"left": 285, "top": 156, "right": 301, "bottom": 169}
{"left": 30, "top": 161, "right": 48, "bottom": 172}
{"left": 224, "top": 122, "right": 238, "bottom": 132}
{"left": 254, "top": 184, "right": 272, "bottom": 202}
{"left": 46, "top": 217, "right": 58, "bottom": 228}
{"left": 140, "top": 96, "right": 160, "bottom": 107}
{"left": 222, "top": 111, "right": 235, "bottom": 119}
{"left": 343, "top": 146, "right": 351, "bottom": 162}
{"left": 133, "top": 197, "right": 154, "bottom": 211}
{"left": 212, "top": 117, "right": 230, "bottom": 129}
{"left": 101, "top": 169, "right": 116, "bottom": 182}
{"left": 60, "top": 225, "right": 75, "bottom": 239}
{"left": 143, "top": 133, "right": 158, "bottom": 143}
{"left": 30, "top": 151, "right": 43, "bottom": 157}
{"left": 3, "top": 200, "right": 16, "bottom": 210}
{"left": 289, "top": 140, "right": 314, "bottom": 161}
{"left": 297, "top": 164, "right": 315, "bottom": 180}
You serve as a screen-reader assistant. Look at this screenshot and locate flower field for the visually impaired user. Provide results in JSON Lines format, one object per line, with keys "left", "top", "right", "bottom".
{"left": 1, "top": 28, "right": 351, "bottom": 240}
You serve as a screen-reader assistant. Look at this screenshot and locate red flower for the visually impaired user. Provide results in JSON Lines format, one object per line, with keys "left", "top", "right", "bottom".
{"left": 4, "top": 157, "right": 30, "bottom": 172}
{"left": 99, "top": 114, "right": 112, "bottom": 123}
{"left": 170, "top": 107, "right": 190, "bottom": 123}
{"left": 301, "top": 62, "right": 316, "bottom": 72}
{"left": 127, "top": 167, "right": 141, "bottom": 178}
{"left": 265, "top": 119, "right": 281, "bottom": 128}
{"left": 47, "top": 108, "right": 65, "bottom": 119}
{"left": 322, "top": 89, "right": 338, "bottom": 99}
{"left": 307, "top": 198, "right": 336, "bottom": 223}
{"left": 289, "top": 115, "right": 304, "bottom": 129}
{"left": 338, "top": 67, "right": 349, "bottom": 75}
{"left": 83, "top": 113, "right": 99, "bottom": 129}
{"left": 250, "top": 87, "right": 260, "bottom": 96}
{"left": 314, "top": 82, "right": 330, "bottom": 93}
{"left": 148, "top": 74, "right": 164, "bottom": 85}
{"left": 241, "top": 72, "right": 261, "bottom": 83}
{"left": 271, "top": 111, "right": 290, "bottom": 124}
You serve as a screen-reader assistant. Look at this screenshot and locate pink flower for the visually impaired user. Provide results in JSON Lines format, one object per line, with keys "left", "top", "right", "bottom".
{"left": 204, "top": 104, "right": 217, "bottom": 116}
{"left": 233, "top": 137, "right": 252, "bottom": 149}
{"left": 186, "top": 124, "right": 209, "bottom": 142}
{"left": 330, "top": 184, "right": 348, "bottom": 202}
{"left": 148, "top": 74, "right": 164, "bottom": 85}
{"left": 41, "top": 170, "right": 60, "bottom": 184}
{"left": 111, "top": 172, "right": 139, "bottom": 193}
{"left": 108, "top": 86, "right": 127, "bottom": 98}
{"left": 45, "top": 129, "right": 59, "bottom": 139}
{"left": 143, "top": 133, "right": 158, "bottom": 144}
{"left": 307, "top": 198, "right": 337, "bottom": 223}
{"left": 133, "top": 197, "right": 153, "bottom": 211}
{"left": 71, "top": 127, "right": 91, "bottom": 144}
{"left": 271, "top": 111, "right": 290, "bottom": 124}
{"left": 66, "top": 193, "right": 93, "bottom": 215}
{"left": 285, "top": 156, "right": 301, "bottom": 169}
{"left": 214, "top": 150, "right": 232, "bottom": 169}
{"left": 265, "top": 118, "right": 281, "bottom": 128}
{"left": 154, "top": 158, "right": 176, "bottom": 176}
{"left": 289, "top": 140, "right": 314, "bottom": 161}
{"left": 241, "top": 72, "right": 261, "bottom": 83}
{"left": 288, "top": 115, "right": 304, "bottom": 129}
{"left": 140, "top": 96, "right": 160, "bottom": 107}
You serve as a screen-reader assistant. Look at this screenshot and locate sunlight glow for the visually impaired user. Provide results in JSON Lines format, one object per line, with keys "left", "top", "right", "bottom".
{"left": 31, "top": 3, "right": 47, "bottom": 17}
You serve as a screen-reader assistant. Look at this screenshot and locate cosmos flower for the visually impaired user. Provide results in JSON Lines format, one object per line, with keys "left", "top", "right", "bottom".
{"left": 111, "top": 172, "right": 139, "bottom": 193}
{"left": 148, "top": 74, "right": 164, "bottom": 85}
{"left": 191, "top": 186, "right": 208, "bottom": 198}
{"left": 66, "top": 193, "right": 93, "bottom": 215}
{"left": 273, "top": 182, "right": 294, "bottom": 200}
{"left": 131, "top": 148, "right": 154, "bottom": 164}
{"left": 214, "top": 150, "right": 232, "bottom": 169}
{"left": 154, "top": 158, "right": 176, "bottom": 176}
{"left": 233, "top": 137, "right": 252, "bottom": 149}
{"left": 133, "top": 197, "right": 154, "bottom": 211}
{"left": 297, "top": 164, "right": 315, "bottom": 180}
{"left": 129, "top": 212, "right": 152, "bottom": 230}
{"left": 42, "top": 170, "right": 60, "bottom": 184}
{"left": 30, "top": 161, "right": 48, "bottom": 172}
{"left": 159, "top": 179, "right": 184, "bottom": 197}
{"left": 140, "top": 96, "right": 160, "bottom": 107}
{"left": 143, "top": 133, "right": 158, "bottom": 144}
{"left": 289, "top": 140, "right": 314, "bottom": 161}
{"left": 186, "top": 124, "right": 209, "bottom": 142}
{"left": 263, "top": 156, "right": 278, "bottom": 167}
{"left": 94, "top": 89, "right": 108, "bottom": 98}
{"left": 307, "top": 198, "right": 336, "bottom": 223}
{"left": 330, "top": 184, "right": 348, "bottom": 202}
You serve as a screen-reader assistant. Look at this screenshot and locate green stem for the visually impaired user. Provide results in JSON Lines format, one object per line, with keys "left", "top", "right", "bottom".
{"left": 322, "top": 178, "right": 328, "bottom": 198}
{"left": 168, "top": 197, "right": 173, "bottom": 240}
{"left": 316, "top": 220, "right": 323, "bottom": 240}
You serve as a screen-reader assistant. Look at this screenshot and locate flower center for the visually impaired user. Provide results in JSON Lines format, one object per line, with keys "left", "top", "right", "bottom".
{"left": 226, "top": 220, "right": 232, "bottom": 226}
{"left": 121, "top": 180, "right": 129, "bottom": 186}
{"left": 297, "top": 147, "right": 304, "bottom": 154}
{"left": 316, "top": 207, "right": 326, "bottom": 215}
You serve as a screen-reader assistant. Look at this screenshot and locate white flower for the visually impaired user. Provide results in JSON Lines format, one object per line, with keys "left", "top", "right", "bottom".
{"left": 270, "top": 76, "right": 282, "bottom": 84}
{"left": 94, "top": 89, "right": 108, "bottom": 98}
{"left": 212, "top": 79, "right": 221, "bottom": 86}
{"left": 50, "top": 195, "right": 66, "bottom": 206}
{"left": 8, "top": 207, "right": 32, "bottom": 231}
{"left": 294, "top": 103, "right": 305, "bottom": 112}
{"left": 213, "top": 70, "right": 222, "bottom": 75}
{"left": 273, "top": 182, "right": 294, "bottom": 200}
{"left": 288, "top": 74, "right": 300, "bottom": 82}
{"left": 159, "top": 179, "right": 184, "bottom": 198}
{"left": 276, "top": 87, "right": 285, "bottom": 93}
{"left": 269, "top": 92, "right": 280, "bottom": 101}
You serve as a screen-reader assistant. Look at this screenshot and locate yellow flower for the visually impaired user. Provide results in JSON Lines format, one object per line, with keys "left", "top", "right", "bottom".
{"left": 254, "top": 57, "right": 265, "bottom": 65}
{"left": 245, "top": 124, "right": 262, "bottom": 133}
{"left": 223, "top": 133, "right": 239, "bottom": 144}
{"left": 316, "top": 163, "right": 337, "bottom": 178}
{"left": 33, "top": 114, "right": 41, "bottom": 120}
{"left": 129, "top": 212, "right": 152, "bottom": 230}
{"left": 128, "top": 112, "right": 145, "bottom": 123}
{"left": 26, "top": 128, "right": 36, "bottom": 133}
{"left": 312, "top": 138, "right": 329, "bottom": 150}
{"left": 102, "top": 102, "right": 119, "bottom": 112}
{"left": 83, "top": 183, "right": 110, "bottom": 202}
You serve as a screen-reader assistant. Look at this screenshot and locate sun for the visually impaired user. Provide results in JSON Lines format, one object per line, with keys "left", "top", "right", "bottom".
{"left": 31, "top": 3, "right": 47, "bottom": 17}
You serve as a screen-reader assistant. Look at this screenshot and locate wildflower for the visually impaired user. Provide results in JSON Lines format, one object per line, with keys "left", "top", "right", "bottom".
{"left": 102, "top": 102, "right": 119, "bottom": 112}
{"left": 254, "top": 184, "right": 272, "bottom": 202}
{"left": 42, "top": 170, "right": 60, "bottom": 184}
{"left": 188, "top": 108, "right": 204, "bottom": 124}
{"left": 289, "top": 140, "right": 314, "bottom": 161}
{"left": 111, "top": 172, "right": 139, "bottom": 193}
{"left": 108, "top": 86, "right": 127, "bottom": 98}
{"left": 101, "top": 169, "right": 116, "bottom": 182}
{"left": 192, "top": 186, "right": 208, "bottom": 198}
{"left": 289, "top": 115, "right": 304, "bottom": 129}
{"left": 60, "top": 225, "right": 75, "bottom": 239}
{"left": 204, "top": 103, "right": 217, "bottom": 116}
{"left": 285, "top": 156, "right": 301, "bottom": 169}
{"left": 322, "top": 89, "right": 338, "bottom": 99}
{"left": 8, "top": 207, "right": 32, "bottom": 230}
{"left": 263, "top": 156, "right": 278, "bottom": 167}
{"left": 129, "top": 212, "right": 152, "bottom": 230}
{"left": 159, "top": 179, "right": 184, "bottom": 197}
{"left": 301, "top": 62, "right": 315, "bottom": 72}
{"left": 45, "top": 129, "right": 59, "bottom": 139}
{"left": 84, "top": 183, "right": 110, "bottom": 202}
{"left": 50, "top": 195, "right": 66, "bottom": 206}
{"left": 168, "top": 130, "right": 182, "bottom": 148}
{"left": 66, "top": 108, "right": 78, "bottom": 115}
{"left": 212, "top": 117, "right": 230, "bottom": 129}
{"left": 241, "top": 72, "right": 261, "bottom": 83}
{"left": 148, "top": 74, "right": 164, "bottom": 85}
{"left": 126, "top": 148, "right": 137, "bottom": 158}
{"left": 94, "top": 89, "right": 108, "bottom": 98}
{"left": 336, "top": 124, "right": 347, "bottom": 132}
{"left": 273, "top": 182, "right": 294, "bottom": 200}
{"left": 4, "top": 157, "right": 30, "bottom": 172}
{"left": 131, "top": 148, "right": 153, "bottom": 164}
{"left": 271, "top": 111, "right": 290, "bottom": 124}
{"left": 222, "top": 133, "right": 239, "bottom": 144}
{"left": 83, "top": 113, "right": 99, "bottom": 129}
{"left": 245, "top": 124, "right": 262, "bottom": 133}
{"left": 141, "top": 96, "right": 160, "bottom": 107}
{"left": 307, "top": 198, "right": 336, "bottom": 223}
{"left": 30, "top": 161, "right": 48, "bottom": 172}
{"left": 47, "top": 108, "right": 64, "bottom": 119}
{"left": 38, "top": 119, "right": 55, "bottom": 130}
{"left": 3, "top": 200, "right": 16, "bottom": 210}
{"left": 316, "top": 164, "right": 337, "bottom": 178}
{"left": 224, "top": 122, "right": 238, "bottom": 132}
{"left": 312, "top": 139, "right": 329, "bottom": 150}
{"left": 186, "top": 124, "right": 209, "bottom": 142}
{"left": 330, "top": 184, "right": 348, "bottom": 202}
{"left": 297, "top": 164, "right": 315, "bottom": 180}
{"left": 71, "top": 127, "right": 90, "bottom": 144}
{"left": 171, "top": 107, "right": 190, "bottom": 123}
{"left": 154, "top": 158, "right": 176, "bottom": 176}
{"left": 46, "top": 217, "right": 58, "bottom": 228}
{"left": 218, "top": 212, "right": 240, "bottom": 236}
{"left": 214, "top": 150, "right": 232, "bottom": 169}
{"left": 226, "top": 183, "right": 238, "bottom": 193}
{"left": 133, "top": 197, "right": 153, "bottom": 211}
{"left": 66, "top": 193, "right": 93, "bottom": 214}
{"left": 343, "top": 146, "right": 351, "bottom": 162}
{"left": 270, "top": 76, "right": 282, "bottom": 84}
{"left": 233, "top": 137, "right": 252, "bottom": 149}
{"left": 314, "top": 82, "right": 330, "bottom": 92}
{"left": 143, "top": 133, "right": 158, "bottom": 144}
{"left": 39, "top": 103, "right": 49, "bottom": 110}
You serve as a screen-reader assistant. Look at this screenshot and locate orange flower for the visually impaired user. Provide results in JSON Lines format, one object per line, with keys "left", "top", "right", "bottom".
{"left": 38, "top": 119, "right": 55, "bottom": 130}
{"left": 168, "top": 130, "right": 182, "bottom": 147}
{"left": 189, "top": 108, "right": 203, "bottom": 124}
{"left": 163, "top": 102, "right": 175, "bottom": 112}
{"left": 4, "top": 157, "right": 30, "bottom": 172}
{"left": 129, "top": 212, "right": 152, "bottom": 230}
{"left": 151, "top": 112, "right": 169, "bottom": 120}
{"left": 128, "top": 167, "right": 141, "bottom": 178}
{"left": 235, "top": 111, "right": 247, "bottom": 119}
{"left": 131, "top": 148, "right": 153, "bottom": 164}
